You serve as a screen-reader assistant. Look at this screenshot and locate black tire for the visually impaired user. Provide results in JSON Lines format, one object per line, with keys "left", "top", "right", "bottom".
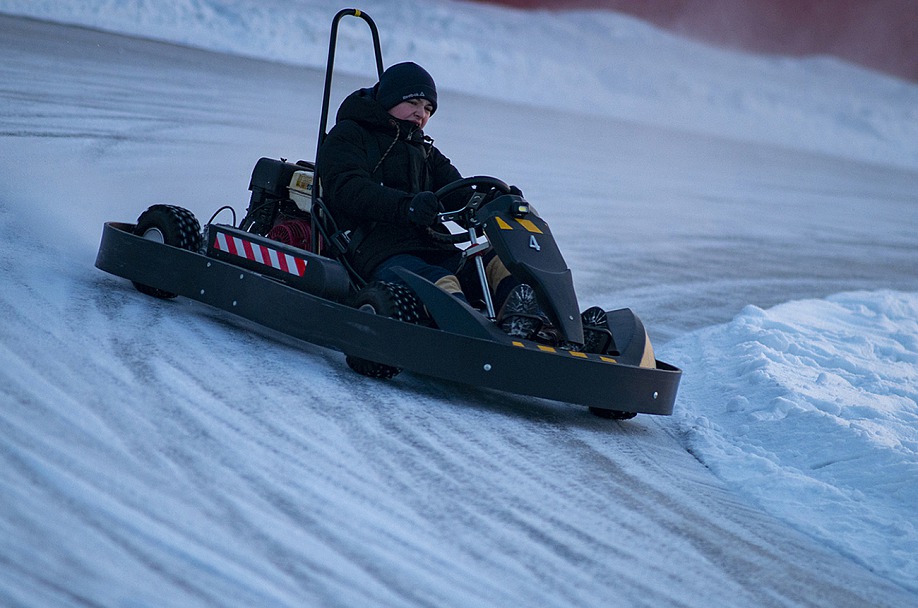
{"left": 131, "top": 204, "right": 202, "bottom": 299}
{"left": 345, "top": 282, "right": 425, "bottom": 379}
{"left": 581, "top": 306, "right": 615, "bottom": 355}
{"left": 589, "top": 407, "right": 638, "bottom": 421}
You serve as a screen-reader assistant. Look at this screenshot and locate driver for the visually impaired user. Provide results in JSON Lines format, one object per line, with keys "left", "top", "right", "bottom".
{"left": 317, "top": 62, "right": 540, "bottom": 338}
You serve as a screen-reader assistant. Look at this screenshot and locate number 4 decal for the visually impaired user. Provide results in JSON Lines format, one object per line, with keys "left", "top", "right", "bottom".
{"left": 529, "top": 235, "right": 541, "bottom": 251}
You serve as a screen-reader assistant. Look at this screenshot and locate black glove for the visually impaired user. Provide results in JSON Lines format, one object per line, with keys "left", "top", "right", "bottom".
{"left": 509, "top": 185, "right": 523, "bottom": 197}
{"left": 403, "top": 191, "right": 441, "bottom": 226}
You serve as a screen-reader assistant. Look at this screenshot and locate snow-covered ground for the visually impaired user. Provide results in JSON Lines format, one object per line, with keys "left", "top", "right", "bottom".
{"left": 1, "top": 1, "right": 916, "bottom": 606}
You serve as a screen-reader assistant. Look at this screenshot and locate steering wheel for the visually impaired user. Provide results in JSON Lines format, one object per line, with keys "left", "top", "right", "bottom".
{"left": 429, "top": 176, "right": 512, "bottom": 243}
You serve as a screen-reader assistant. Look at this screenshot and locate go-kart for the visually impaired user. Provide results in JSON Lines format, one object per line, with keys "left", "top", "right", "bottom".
{"left": 95, "top": 9, "right": 680, "bottom": 419}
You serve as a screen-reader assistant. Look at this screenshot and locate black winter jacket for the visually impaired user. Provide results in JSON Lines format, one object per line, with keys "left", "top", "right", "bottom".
{"left": 316, "top": 87, "right": 463, "bottom": 278}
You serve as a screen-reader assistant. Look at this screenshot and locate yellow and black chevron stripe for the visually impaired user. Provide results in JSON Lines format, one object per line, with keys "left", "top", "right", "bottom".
{"left": 509, "top": 340, "right": 618, "bottom": 364}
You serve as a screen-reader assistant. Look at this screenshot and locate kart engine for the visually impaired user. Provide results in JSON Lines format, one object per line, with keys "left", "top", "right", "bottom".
{"left": 240, "top": 157, "right": 314, "bottom": 238}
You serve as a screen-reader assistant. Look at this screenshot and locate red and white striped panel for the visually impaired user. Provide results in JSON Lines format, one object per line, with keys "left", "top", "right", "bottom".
{"left": 213, "top": 232, "right": 307, "bottom": 277}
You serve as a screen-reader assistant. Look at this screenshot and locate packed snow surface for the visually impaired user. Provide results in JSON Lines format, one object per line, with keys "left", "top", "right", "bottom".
{"left": 1, "top": 1, "right": 917, "bottom": 606}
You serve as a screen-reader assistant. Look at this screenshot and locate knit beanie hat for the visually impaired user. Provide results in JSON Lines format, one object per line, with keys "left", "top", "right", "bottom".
{"left": 375, "top": 62, "right": 438, "bottom": 114}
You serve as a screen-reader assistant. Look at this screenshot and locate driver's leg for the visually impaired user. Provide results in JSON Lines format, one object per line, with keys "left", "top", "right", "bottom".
{"left": 457, "top": 251, "right": 543, "bottom": 339}
{"left": 455, "top": 250, "right": 511, "bottom": 303}
{"left": 373, "top": 253, "right": 466, "bottom": 300}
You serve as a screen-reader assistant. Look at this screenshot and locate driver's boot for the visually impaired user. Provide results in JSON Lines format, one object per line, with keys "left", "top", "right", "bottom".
{"left": 497, "top": 283, "right": 542, "bottom": 340}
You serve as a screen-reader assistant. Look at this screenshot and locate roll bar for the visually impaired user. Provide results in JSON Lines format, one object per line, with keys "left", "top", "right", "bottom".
{"left": 309, "top": 9, "right": 385, "bottom": 259}
{"left": 315, "top": 9, "right": 384, "bottom": 155}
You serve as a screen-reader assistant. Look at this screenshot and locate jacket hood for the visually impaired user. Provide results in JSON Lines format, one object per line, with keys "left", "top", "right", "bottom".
{"left": 334, "top": 87, "right": 425, "bottom": 140}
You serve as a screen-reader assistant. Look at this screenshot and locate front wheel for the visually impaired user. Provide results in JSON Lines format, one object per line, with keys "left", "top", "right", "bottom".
{"left": 131, "top": 204, "right": 202, "bottom": 298}
{"left": 345, "top": 282, "right": 425, "bottom": 379}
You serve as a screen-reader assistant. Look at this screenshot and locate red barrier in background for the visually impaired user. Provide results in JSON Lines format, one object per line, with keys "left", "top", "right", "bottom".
{"left": 471, "top": 0, "right": 917, "bottom": 82}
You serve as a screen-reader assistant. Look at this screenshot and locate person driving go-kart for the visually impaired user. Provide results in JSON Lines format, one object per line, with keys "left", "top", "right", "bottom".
{"left": 316, "top": 61, "right": 541, "bottom": 339}
{"left": 96, "top": 9, "right": 679, "bottom": 418}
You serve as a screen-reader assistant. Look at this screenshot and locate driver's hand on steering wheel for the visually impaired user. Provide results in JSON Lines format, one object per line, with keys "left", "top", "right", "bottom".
{"left": 404, "top": 191, "right": 442, "bottom": 226}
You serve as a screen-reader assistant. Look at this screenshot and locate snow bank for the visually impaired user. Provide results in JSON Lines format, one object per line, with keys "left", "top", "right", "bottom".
{"left": 1, "top": 0, "right": 916, "bottom": 169}
{"left": 665, "top": 290, "right": 918, "bottom": 592}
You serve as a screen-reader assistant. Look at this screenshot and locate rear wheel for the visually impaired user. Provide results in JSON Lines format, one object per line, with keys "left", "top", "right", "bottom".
{"left": 345, "top": 282, "right": 425, "bottom": 379}
{"left": 588, "top": 407, "right": 638, "bottom": 420}
{"left": 131, "top": 204, "right": 202, "bottom": 298}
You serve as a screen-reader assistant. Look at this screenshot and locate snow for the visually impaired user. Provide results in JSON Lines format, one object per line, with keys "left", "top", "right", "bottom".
{"left": 669, "top": 291, "right": 918, "bottom": 588}
{"left": 2, "top": 0, "right": 916, "bottom": 170}
{"left": 1, "top": 0, "right": 917, "bottom": 606}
